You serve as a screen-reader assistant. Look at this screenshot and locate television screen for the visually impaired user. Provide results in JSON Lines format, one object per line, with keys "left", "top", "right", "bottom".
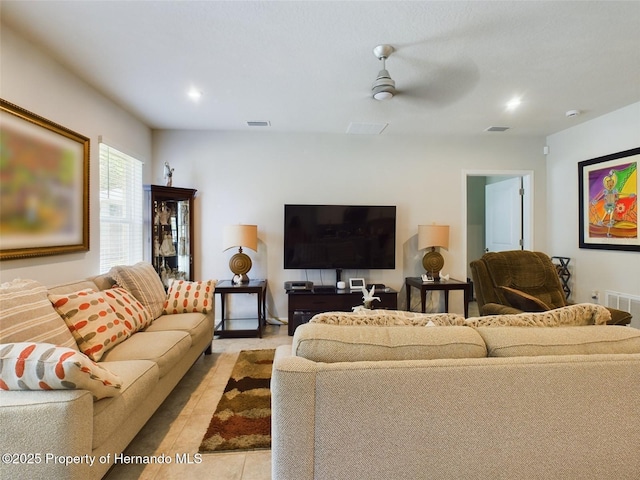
{"left": 284, "top": 204, "right": 396, "bottom": 270}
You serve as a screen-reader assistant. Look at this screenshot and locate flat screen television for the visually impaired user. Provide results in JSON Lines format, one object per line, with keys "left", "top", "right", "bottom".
{"left": 284, "top": 204, "right": 396, "bottom": 270}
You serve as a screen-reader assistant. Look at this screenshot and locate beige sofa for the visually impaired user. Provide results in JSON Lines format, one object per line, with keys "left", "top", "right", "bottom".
{"left": 272, "top": 309, "right": 640, "bottom": 480}
{"left": 0, "top": 263, "right": 215, "bottom": 480}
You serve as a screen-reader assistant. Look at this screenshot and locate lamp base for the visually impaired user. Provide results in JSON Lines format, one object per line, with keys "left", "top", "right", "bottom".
{"left": 422, "top": 248, "right": 444, "bottom": 282}
{"left": 232, "top": 274, "right": 250, "bottom": 285}
{"left": 229, "top": 249, "right": 252, "bottom": 285}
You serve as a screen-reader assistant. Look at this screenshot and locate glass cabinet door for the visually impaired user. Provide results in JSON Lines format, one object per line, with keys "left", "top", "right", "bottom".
{"left": 145, "top": 185, "right": 196, "bottom": 287}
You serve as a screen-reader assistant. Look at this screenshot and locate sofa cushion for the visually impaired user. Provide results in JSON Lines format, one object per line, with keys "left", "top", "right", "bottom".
{"left": 0, "top": 343, "right": 122, "bottom": 400}
{"left": 49, "top": 289, "right": 131, "bottom": 361}
{"left": 103, "top": 287, "right": 153, "bottom": 333}
{"left": 0, "top": 279, "right": 77, "bottom": 349}
{"left": 92, "top": 359, "right": 158, "bottom": 449}
{"left": 109, "top": 262, "right": 166, "bottom": 319}
{"left": 310, "top": 309, "right": 466, "bottom": 326}
{"left": 162, "top": 279, "right": 216, "bottom": 315}
{"left": 144, "top": 312, "right": 212, "bottom": 345}
{"left": 99, "top": 331, "right": 191, "bottom": 378}
{"left": 292, "top": 323, "right": 487, "bottom": 362}
{"left": 498, "top": 286, "right": 551, "bottom": 312}
{"left": 466, "top": 303, "right": 611, "bottom": 327}
{"left": 477, "top": 325, "right": 640, "bottom": 357}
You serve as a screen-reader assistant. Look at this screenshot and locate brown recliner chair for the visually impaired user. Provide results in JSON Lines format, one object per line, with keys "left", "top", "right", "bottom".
{"left": 470, "top": 250, "right": 631, "bottom": 325}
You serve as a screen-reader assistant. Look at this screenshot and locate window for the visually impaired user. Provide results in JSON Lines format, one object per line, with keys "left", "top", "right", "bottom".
{"left": 99, "top": 143, "right": 143, "bottom": 273}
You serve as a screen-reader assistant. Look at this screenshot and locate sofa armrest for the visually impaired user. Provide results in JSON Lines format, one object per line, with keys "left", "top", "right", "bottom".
{"left": 606, "top": 307, "right": 632, "bottom": 325}
{"left": 271, "top": 345, "right": 317, "bottom": 480}
{"left": 0, "top": 390, "right": 94, "bottom": 480}
{"left": 479, "top": 302, "right": 523, "bottom": 315}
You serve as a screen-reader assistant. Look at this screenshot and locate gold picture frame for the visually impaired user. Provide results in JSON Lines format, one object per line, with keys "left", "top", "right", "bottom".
{"left": 0, "top": 99, "right": 90, "bottom": 259}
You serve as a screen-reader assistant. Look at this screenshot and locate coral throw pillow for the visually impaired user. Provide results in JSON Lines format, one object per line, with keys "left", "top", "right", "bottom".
{"left": 49, "top": 289, "right": 131, "bottom": 361}
{"left": 0, "top": 342, "right": 122, "bottom": 400}
{"left": 163, "top": 280, "right": 216, "bottom": 315}
{"left": 103, "top": 287, "right": 153, "bottom": 333}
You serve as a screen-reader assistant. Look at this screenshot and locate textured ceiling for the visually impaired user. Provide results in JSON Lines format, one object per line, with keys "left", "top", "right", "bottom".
{"left": 2, "top": 1, "right": 639, "bottom": 136}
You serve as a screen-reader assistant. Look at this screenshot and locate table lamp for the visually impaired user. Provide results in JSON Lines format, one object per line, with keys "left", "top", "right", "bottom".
{"left": 418, "top": 224, "right": 449, "bottom": 281}
{"left": 223, "top": 224, "right": 258, "bottom": 285}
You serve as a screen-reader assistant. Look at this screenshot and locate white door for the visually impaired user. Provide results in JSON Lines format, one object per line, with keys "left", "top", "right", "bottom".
{"left": 485, "top": 177, "right": 523, "bottom": 252}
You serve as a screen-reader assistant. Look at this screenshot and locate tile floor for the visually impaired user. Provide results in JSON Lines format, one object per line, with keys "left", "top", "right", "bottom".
{"left": 104, "top": 324, "right": 292, "bottom": 480}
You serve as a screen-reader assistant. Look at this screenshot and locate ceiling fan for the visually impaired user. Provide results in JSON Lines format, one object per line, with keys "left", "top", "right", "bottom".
{"left": 371, "top": 44, "right": 396, "bottom": 101}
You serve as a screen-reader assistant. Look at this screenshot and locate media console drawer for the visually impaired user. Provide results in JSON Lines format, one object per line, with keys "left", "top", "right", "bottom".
{"left": 286, "top": 289, "right": 398, "bottom": 335}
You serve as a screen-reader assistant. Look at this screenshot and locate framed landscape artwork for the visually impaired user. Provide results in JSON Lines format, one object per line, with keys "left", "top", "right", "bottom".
{"left": 0, "top": 99, "right": 90, "bottom": 260}
{"left": 578, "top": 147, "right": 639, "bottom": 251}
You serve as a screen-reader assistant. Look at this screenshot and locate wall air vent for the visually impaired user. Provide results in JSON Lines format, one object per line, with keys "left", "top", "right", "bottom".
{"left": 605, "top": 290, "right": 640, "bottom": 329}
{"left": 247, "top": 121, "right": 271, "bottom": 127}
{"left": 485, "top": 126, "right": 510, "bottom": 132}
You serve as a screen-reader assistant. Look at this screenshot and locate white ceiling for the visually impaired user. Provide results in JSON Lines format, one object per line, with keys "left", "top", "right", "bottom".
{"left": 2, "top": 1, "right": 639, "bottom": 137}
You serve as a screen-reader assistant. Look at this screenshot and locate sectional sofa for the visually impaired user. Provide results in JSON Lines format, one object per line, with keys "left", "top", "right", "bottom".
{"left": 272, "top": 308, "right": 640, "bottom": 480}
{"left": 0, "top": 262, "right": 216, "bottom": 480}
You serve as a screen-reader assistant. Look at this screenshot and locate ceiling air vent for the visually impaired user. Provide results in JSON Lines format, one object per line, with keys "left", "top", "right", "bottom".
{"left": 247, "top": 121, "right": 271, "bottom": 127}
{"left": 485, "top": 126, "right": 510, "bottom": 132}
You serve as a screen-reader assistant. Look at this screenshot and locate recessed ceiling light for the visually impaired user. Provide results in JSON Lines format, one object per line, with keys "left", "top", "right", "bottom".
{"left": 187, "top": 88, "right": 202, "bottom": 101}
{"left": 506, "top": 97, "right": 522, "bottom": 110}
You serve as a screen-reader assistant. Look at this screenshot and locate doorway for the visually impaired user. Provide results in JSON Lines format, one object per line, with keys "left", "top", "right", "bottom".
{"left": 464, "top": 171, "right": 534, "bottom": 282}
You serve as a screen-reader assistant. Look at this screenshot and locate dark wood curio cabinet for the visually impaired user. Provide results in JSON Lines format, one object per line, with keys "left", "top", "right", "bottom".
{"left": 144, "top": 185, "right": 196, "bottom": 287}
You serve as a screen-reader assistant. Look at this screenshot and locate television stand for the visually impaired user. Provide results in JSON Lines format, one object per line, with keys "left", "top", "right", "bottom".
{"left": 286, "top": 287, "right": 398, "bottom": 335}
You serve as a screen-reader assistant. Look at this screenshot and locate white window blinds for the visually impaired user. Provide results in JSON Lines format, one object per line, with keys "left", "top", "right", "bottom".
{"left": 99, "top": 143, "right": 143, "bottom": 273}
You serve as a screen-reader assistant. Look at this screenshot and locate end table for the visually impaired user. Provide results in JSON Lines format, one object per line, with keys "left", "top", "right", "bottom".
{"left": 215, "top": 279, "right": 267, "bottom": 338}
{"left": 405, "top": 277, "right": 471, "bottom": 317}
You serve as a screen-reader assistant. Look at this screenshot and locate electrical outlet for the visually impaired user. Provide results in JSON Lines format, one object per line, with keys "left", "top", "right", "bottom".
{"left": 591, "top": 290, "right": 599, "bottom": 300}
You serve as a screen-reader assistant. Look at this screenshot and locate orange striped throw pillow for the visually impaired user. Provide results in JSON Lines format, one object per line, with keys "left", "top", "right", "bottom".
{"left": 163, "top": 280, "right": 216, "bottom": 315}
{"left": 0, "top": 342, "right": 122, "bottom": 400}
{"left": 49, "top": 289, "right": 131, "bottom": 361}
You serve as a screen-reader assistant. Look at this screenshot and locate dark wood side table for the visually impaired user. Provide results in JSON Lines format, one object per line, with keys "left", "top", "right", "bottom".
{"left": 405, "top": 277, "right": 472, "bottom": 318}
{"left": 215, "top": 280, "right": 267, "bottom": 338}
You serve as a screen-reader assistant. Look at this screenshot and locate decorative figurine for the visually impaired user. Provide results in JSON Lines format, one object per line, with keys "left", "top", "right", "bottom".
{"left": 352, "top": 286, "right": 381, "bottom": 311}
{"left": 362, "top": 285, "right": 381, "bottom": 309}
{"left": 160, "top": 232, "right": 176, "bottom": 256}
{"left": 158, "top": 202, "right": 171, "bottom": 225}
{"left": 164, "top": 162, "right": 174, "bottom": 187}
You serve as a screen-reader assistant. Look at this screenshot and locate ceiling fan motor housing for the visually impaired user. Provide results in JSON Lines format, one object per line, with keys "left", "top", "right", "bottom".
{"left": 372, "top": 70, "right": 396, "bottom": 100}
{"left": 372, "top": 44, "right": 396, "bottom": 100}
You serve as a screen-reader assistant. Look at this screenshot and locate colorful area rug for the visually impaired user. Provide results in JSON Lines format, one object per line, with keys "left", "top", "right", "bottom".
{"left": 199, "top": 349, "right": 274, "bottom": 453}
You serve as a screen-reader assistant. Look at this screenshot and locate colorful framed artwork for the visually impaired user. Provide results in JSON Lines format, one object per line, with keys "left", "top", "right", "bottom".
{"left": 0, "top": 99, "right": 90, "bottom": 260}
{"left": 578, "top": 147, "right": 639, "bottom": 251}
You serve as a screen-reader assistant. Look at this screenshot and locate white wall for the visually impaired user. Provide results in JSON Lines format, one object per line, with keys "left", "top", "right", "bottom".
{"left": 0, "top": 25, "right": 152, "bottom": 285}
{"left": 152, "top": 131, "right": 547, "bottom": 319}
{"left": 546, "top": 102, "right": 640, "bottom": 327}
{"left": 1, "top": 23, "right": 550, "bottom": 322}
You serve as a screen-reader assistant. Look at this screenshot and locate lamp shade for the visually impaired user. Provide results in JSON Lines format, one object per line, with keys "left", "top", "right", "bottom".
{"left": 418, "top": 225, "right": 450, "bottom": 251}
{"left": 223, "top": 225, "right": 258, "bottom": 252}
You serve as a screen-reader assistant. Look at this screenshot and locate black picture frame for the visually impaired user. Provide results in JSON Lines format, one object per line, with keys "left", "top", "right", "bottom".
{"left": 578, "top": 147, "right": 639, "bottom": 251}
